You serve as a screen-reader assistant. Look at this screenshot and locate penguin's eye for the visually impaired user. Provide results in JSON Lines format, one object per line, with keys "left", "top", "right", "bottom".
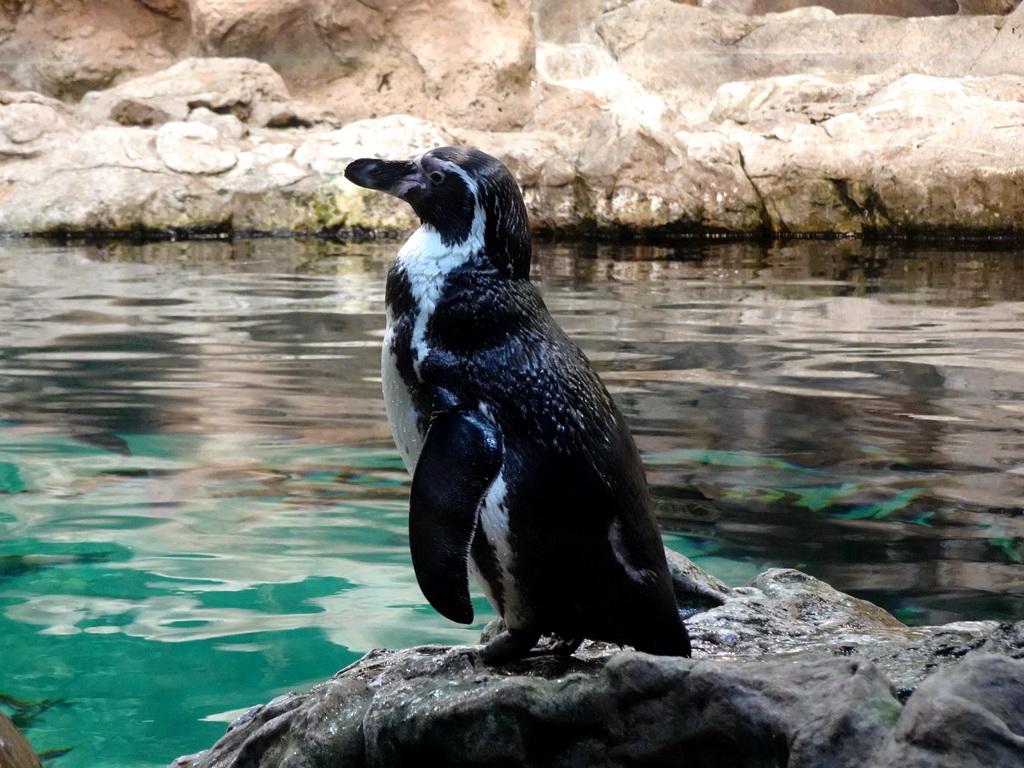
{"left": 428, "top": 170, "right": 446, "bottom": 186}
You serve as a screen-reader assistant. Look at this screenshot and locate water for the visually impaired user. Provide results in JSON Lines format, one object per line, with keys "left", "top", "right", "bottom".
{"left": 0, "top": 236, "right": 1021, "bottom": 765}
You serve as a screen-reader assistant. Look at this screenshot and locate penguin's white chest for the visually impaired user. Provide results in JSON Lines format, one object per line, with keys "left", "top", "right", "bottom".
{"left": 381, "top": 223, "right": 480, "bottom": 472}
{"left": 382, "top": 312, "right": 527, "bottom": 627}
{"left": 380, "top": 221, "right": 529, "bottom": 628}
{"left": 381, "top": 316, "right": 424, "bottom": 473}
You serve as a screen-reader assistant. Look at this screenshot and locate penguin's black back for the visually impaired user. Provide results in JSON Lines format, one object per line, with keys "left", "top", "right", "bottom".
{"left": 422, "top": 263, "right": 687, "bottom": 653}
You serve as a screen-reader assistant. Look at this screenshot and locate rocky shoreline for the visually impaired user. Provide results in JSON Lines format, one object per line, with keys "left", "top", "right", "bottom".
{"left": 2, "top": 3, "right": 1024, "bottom": 238}
{"left": 171, "top": 564, "right": 1024, "bottom": 767}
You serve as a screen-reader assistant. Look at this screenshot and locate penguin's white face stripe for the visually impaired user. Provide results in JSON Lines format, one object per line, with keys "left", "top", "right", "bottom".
{"left": 441, "top": 160, "right": 478, "bottom": 198}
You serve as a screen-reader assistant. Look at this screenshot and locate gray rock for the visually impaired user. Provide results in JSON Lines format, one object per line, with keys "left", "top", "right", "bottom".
{"left": 170, "top": 567, "right": 1024, "bottom": 768}
{"left": 875, "top": 654, "right": 1024, "bottom": 767}
{"left": 169, "top": 647, "right": 1024, "bottom": 768}
{"left": 689, "top": 569, "right": 1018, "bottom": 690}
{"left": 169, "top": 649, "right": 899, "bottom": 768}
{"left": 666, "top": 546, "right": 731, "bottom": 608}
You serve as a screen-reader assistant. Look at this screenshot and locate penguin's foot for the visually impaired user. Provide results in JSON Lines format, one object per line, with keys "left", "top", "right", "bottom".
{"left": 531, "top": 634, "right": 583, "bottom": 658}
{"left": 479, "top": 629, "right": 541, "bottom": 664}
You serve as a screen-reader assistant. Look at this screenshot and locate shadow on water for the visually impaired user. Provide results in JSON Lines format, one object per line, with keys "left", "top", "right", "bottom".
{"left": 0, "top": 235, "right": 1022, "bottom": 765}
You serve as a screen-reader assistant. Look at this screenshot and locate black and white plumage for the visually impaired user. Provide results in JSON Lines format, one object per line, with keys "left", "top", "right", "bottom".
{"left": 344, "top": 146, "right": 691, "bottom": 662}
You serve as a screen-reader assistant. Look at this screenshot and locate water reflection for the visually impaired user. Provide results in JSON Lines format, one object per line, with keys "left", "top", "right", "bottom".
{"left": 2, "top": 237, "right": 1022, "bottom": 612}
{"left": 2, "top": 237, "right": 1022, "bottom": 615}
{"left": 0, "top": 236, "right": 1022, "bottom": 765}
{"left": 545, "top": 240, "right": 1024, "bottom": 626}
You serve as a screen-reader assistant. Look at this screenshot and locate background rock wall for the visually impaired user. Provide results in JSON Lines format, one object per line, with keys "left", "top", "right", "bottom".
{"left": 1, "top": 1, "right": 1024, "bottom": 236}
{"left": 1, "top": 2, "right": 1018, "bottom": 123}
{"left": 0, "top": 0, "right": 539, "bottom": 131}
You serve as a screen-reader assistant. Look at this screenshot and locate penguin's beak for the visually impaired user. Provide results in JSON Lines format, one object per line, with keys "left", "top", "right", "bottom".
{"left": 344, "top": 158, "right": 427, "bottom": 201}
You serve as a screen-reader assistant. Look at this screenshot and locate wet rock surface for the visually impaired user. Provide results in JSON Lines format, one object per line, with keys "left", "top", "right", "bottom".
{"left": 170, "top": 567, "right": 1024, "bottom": 768}
{"left": 2, "top": 3, "right": 1024, "bottom": 235}
{"left": 689, "top": 569, "right": 1024, "bottom": 691}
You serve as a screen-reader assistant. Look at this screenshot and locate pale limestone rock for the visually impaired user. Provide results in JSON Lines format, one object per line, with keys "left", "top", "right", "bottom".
{"left": 266, "top": 162, "right": 310, "bottom": 187}
{"left": 76, "top": 57, "right": 305, "bottom": 128}
{"left": 970, "top": 2, "right": 1024, "bottom": 74}
{"left": 453, "top": 128, "right": 581, "bottom": 230}
{"left": 727, "top": 72, "right": 1024, "bottom": 233}
{"left": 250, "top": 140, "right": 296, "bottom": 163}
{"left": 183, "top": 0, "right": 538, "bottom": 132}
{"left": 1, "top": 3, "right": 1024, "bottom": 236}
{"left": 707, "top": 73, "right": 897, "bottom": 125}
{"left": 293, "top": 114, "right": 456, "bottom": 177}
{"left": 700, "top": 0, "right": 1024, "bottom": 14}
{"left": 0, "top": 96, "right": 75, "bottom": 153}
{"left": 186, "top": 107, "right": 247, "bottom": 141}
{"left": 0, "top": 118, "right": 320, "bottom": 234}
{"left": 155, "top": 121, "right": 238, "bottom": 174}
{"left": 957, "top": 0, "right": 1021, "bottom": 12}
{"left": 187, "top": 0, "right": 344, "bottom": 90}
{"left": 323, "top": 0, "right": 536, "bottom": 131}
{"left": 0, "top": 1, "right": 180, "bottom": 99}
{"left": 189, "top": 0, "right": 311, "bottom": 49}
{"left": 296, "top": 115, "right": 457, "bottom": 232}
{"left": 139, "top": 0, "right": 189, "bottom": 19}
{"left": 591, "top": 1, "right": 1007, "bottom": 126}
{"left": 701, "top": 0, "right": 962, "bottom": 14}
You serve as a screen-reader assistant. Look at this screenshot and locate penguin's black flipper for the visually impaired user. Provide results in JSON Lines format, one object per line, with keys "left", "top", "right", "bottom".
{"left": 409, "top": 406, "right": 503, "bottom": 624}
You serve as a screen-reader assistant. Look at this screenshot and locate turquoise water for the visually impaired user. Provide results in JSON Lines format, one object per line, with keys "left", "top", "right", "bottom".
{"left": 1, "top": 237, "right": 1022, "bottom": 765}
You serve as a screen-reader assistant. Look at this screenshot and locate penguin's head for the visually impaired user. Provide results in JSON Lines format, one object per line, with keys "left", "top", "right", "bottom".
{"left": 344, "top": 146, "right": 531, "bottom": 279}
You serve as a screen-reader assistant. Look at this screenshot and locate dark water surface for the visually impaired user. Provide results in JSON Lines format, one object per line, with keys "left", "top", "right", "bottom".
{"left": 1, "top": 237, "right": 1022, "bottom": 765}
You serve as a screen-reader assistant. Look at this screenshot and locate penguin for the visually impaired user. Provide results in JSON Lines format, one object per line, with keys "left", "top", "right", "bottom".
{"left": 344, "top": 146, "right": 691, "bottom": 662}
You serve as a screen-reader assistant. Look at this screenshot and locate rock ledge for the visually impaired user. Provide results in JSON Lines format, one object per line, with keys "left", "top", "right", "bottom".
{"left": 171, "top": 568, "right": 1024, "bottom": 768}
